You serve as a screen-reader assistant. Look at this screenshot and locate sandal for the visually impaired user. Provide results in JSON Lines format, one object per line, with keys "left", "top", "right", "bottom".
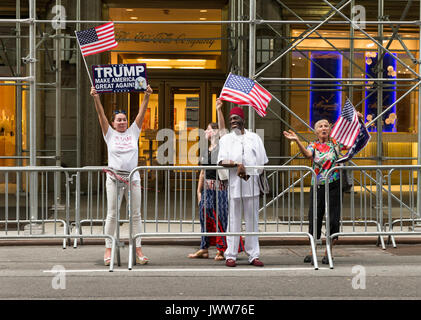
{"left": 188, "top": 249, "right": 209, "bottom": 259}
{"left": 136, "top": 255, "right": 150, "bottom": 265}
{"left": 322, "top": 255, "right": 332, "bottom": 265}
{"left": 214, "top": 251, "right": 224, "bottom": 261}
{"left": 303, "top": 255, "right": 312, "bottom": 263}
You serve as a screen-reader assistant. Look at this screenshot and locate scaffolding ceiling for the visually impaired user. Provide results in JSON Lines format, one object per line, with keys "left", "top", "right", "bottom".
{"left": 0, "top": 0, "right": 50, "bottom": 18}
{"left": 280, "top": 0, "right": 420, "bottom": 21}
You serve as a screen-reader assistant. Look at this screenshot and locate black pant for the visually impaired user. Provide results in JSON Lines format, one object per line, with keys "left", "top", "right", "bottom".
{"left": 308, "top": 179, "right": 342, "bottom": 240}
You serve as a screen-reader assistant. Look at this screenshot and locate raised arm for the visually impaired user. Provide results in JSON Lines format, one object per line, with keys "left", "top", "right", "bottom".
{"left": 135, "top": 85, "right": 153, "bottom": 130}
{"left": 197, "top": 170, "right": 205, "bottom": 204}
{"left": 283, "top": 130, "right": 313, "bottom": 159}
{"left": 215, "top": 98, "right": 227, "bottom": 137}
{"left": 90, "top": 87, "right": 109, "bottom": 136}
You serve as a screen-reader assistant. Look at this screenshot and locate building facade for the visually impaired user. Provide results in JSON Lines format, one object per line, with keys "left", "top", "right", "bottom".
{"left": 0, "top": 0, "right": 420, "bottom": 187}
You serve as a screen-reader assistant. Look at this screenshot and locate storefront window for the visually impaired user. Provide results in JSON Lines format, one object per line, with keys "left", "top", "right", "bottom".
{"left": 0, "top": 83, "right": 26, "bottom": 167}
{"left": 290, "top": 29, "right": 418, "bottom": 133}
{"left": 289, "top": 29, "right": 419, "bottom": 165}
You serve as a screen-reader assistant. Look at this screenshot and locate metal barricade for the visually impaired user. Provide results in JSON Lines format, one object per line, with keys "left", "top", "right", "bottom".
{"left": 127, "top": 165, "right": 319, "bottom": 270}
{"left": 72, "top": 166, "right": 108, "bottom": 246}
{"left": 0, "top": 167, "right": 117, "bottom": 271}
{"left": 325, "top": 165, "right": 421, "bottom": 269}
{"left": 71, "top": 166, "right": 131, "bottom": 268}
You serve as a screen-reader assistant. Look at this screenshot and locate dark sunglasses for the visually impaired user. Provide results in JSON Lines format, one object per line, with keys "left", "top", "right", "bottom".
{"left": 113, "top": 110, "right": 126, "bottom": 115}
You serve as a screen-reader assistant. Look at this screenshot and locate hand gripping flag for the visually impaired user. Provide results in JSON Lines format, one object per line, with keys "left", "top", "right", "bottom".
{"left": 336, "top": 119, "right": 371, "bottom": 164}
{"left": 75, "top": 22, "right": 118, "bottom": 57}
{"left": 330, "top": 99, "right": 361, "bottom": 148}
{"left": 219, "top": 73, "right": 272, "bottom": 117}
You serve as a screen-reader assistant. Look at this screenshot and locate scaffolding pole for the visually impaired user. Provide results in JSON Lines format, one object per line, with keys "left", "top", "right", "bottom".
{"left": 418, "top": 0, "right": 421, "bottom": 219}
{"left": 27, "top": 0, "right": 41, "bottom": 234}
{"left": 248, "top": 0, "right": 256, "bottom": 130}
{"left": 55, "top": 0, "right": 62, "bottom": 205}
{"left": 2, "top": 18, "right": 421, "bottom": 25}
{"left": 76, "top": 0, "right": 81, "bottom": 168}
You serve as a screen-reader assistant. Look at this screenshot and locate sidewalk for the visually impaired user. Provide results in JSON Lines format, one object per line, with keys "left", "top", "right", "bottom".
{"left": 0, "top": 243, "right": 421, "bottom": 299}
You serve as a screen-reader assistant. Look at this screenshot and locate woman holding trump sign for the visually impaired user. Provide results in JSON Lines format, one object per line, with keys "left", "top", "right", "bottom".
{"left": 90, "top": 84, "right": 153, "bottom": 266}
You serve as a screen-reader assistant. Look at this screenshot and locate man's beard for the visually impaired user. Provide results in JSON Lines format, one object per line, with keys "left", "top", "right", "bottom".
{"left": 231, "top": 127, "right": 243, "bottom": 135}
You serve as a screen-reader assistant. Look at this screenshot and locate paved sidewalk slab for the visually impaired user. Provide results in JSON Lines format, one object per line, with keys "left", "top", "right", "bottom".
{"left": 0, "top": 244, "right": 421, "bottom": 299}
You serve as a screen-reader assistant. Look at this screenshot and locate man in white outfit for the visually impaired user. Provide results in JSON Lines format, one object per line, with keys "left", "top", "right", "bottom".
{"left": 218, "top": 107, "right": 268, "bottom": 267}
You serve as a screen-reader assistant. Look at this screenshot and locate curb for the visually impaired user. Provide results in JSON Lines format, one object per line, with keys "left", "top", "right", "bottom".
{"left": 1, "top": 236, "right": 421, "bottom": 247}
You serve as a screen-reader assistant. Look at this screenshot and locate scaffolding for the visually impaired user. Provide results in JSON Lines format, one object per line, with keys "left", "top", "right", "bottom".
{"left": 1, "top": 0, "right": 421, "bottom": 219}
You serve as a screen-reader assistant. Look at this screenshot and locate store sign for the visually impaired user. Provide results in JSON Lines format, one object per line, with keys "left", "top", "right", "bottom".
{"left": 92, "top": 63, "right": 148, "bottom": 93}
{"left": 114, "top": 27, "right": 221, "bottom": 53}
{"left": 116, "top": 31, "right": 217, "bottom": 48}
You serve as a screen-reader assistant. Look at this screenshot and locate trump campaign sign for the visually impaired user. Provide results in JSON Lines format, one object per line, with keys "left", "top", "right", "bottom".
{"left": 92, "top": 63, "right": 148, "bottom": 93}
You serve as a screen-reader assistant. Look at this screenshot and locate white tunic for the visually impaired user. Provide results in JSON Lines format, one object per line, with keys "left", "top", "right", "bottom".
{"left": 104, "top": 123, "right": 141, "bottom": 181}
{"left": 218, "top": 129, "right": 268, "bottom": 199}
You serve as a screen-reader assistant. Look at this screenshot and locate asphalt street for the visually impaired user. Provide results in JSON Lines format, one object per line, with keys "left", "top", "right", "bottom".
{"left": 0, "top": 242, "right": 421, "bottom": 301}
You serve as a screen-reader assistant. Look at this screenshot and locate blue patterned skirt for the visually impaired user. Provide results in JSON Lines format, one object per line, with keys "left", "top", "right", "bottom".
{"left": 199, "top": 184, "right": 244, "bottom": 252}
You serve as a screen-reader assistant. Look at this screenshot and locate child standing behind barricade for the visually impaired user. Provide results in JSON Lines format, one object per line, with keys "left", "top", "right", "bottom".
{"left": 282, "top": 115, "right": 361, "bottom": 265}
{"left": 90, "top": 85, "right": 152, "bottom": 266}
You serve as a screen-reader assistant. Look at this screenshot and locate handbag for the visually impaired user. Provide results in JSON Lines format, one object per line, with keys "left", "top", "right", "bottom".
{"left": 217, "top": 168, "right": 229, "bottom": 181}
{"left": 258, "top": 172, "right": 270, "bottom": 195}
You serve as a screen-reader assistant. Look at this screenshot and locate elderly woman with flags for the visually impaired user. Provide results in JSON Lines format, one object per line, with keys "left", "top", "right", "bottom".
{"left": 283, "top": 111, "right": 363, "bottom": 265}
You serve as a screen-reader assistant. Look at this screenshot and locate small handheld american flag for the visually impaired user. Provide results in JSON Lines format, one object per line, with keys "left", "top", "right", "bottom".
{"left": 330, "top": 99, "right": 360, "bottom": 148}
{"left": 219, "top": 73, "right": 272, "bottom": 117}
{"left": 75, "top": 22, "right": 118, "bottom": 57}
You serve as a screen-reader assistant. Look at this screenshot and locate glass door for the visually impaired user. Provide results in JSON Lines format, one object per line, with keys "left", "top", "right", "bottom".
{"left": 169, "top": 86, "right": 202, "bottom": 166}
{"left": 129, "top": 87, "right": 159, "bottom": 166}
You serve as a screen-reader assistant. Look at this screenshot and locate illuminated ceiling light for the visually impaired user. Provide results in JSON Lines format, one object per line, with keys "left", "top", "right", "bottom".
{"left": 199, "top": 18, "right": 207, "bottom": 20}
{"left": 178, "top": 67, "right": 205, "bottom": 69}
{"left": 147, "top": 66, "right": 172, "bottom": 69}
{"left": 177, "top": 59, "right": 207, "bottom": 62}
{"left": 126, "top": 9, "right": 134, "bottom": 12}
{"left": 200, "top": 10, "right": 208, "bottom": 13}
{"left": 138, "top": 59, "right": 170, "bottom": 62}
{"left": 366, "top": 43, "right": 375, "bottom": 48}
{"left": 130, "top": 16, "right": 138, "bottom": 20}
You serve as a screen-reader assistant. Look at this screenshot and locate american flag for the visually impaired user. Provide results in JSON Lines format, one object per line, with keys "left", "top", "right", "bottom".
{"left": 75, "top": 22, "right": 118, "bottom": 57}
{"left": 336, "top": 119, "right": 371, "bottom": 164}
{"left": 330, "top": 99, "right": 361, "bottom": 148}
{"left": 219, "top": 73, "right": 272, "bottom": 117}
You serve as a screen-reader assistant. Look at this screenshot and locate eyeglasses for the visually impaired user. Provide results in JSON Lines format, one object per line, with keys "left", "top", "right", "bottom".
{"left": 113, "top": 110, "right": 126, "bottom": 115}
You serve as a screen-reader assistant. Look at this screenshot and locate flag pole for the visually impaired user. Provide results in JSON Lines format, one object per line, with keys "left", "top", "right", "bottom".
{"left": 74, "top": 30, "right": 94, "bottom": 87}
{"left": 218, "top": 72, "right": 231, "bottom": 99}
